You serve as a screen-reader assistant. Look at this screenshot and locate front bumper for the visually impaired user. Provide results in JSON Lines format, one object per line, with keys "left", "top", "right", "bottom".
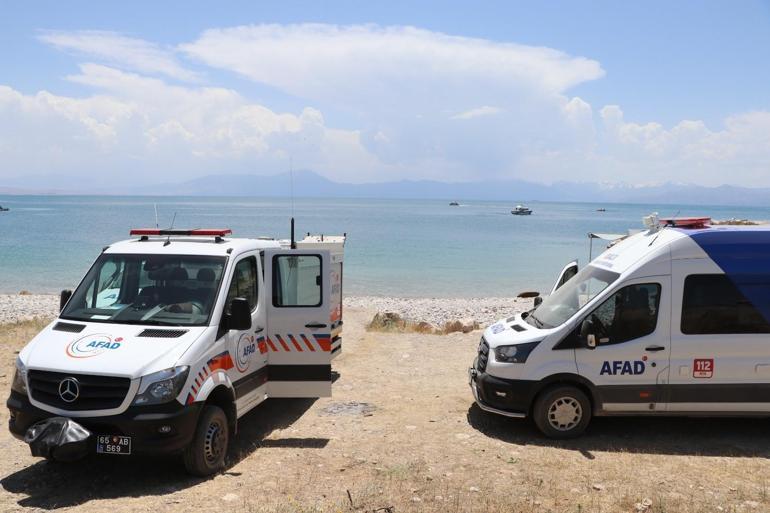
{"left": 7, "top": 390, "right": 202, "bottom": 454}
{"left": 468, "top": 367, "right": 534, "bottom": 418}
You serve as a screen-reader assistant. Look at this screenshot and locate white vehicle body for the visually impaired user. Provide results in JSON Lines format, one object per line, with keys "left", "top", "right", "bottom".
{"left": 470, "top": 223, "right": 770, "bottom": 436}
{"left": 8, "top": 229, "right": 344, "bottom": 472}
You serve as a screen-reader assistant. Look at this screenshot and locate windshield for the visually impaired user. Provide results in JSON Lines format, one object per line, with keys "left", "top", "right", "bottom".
{"left": 61, "top": 253, "right": 227, "bottom": 326}
{"left": 526, "top": 265, "right": 620, "bottom": 329}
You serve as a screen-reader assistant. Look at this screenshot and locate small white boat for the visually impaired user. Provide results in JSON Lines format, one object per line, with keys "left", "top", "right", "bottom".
{"left": 511, "top": 204, "right": 532, "bottom": 215}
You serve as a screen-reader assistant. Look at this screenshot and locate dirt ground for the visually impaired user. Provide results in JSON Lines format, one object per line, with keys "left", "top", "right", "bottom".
{"left": 3, "top": 310, "right": 770, "bottom": 512}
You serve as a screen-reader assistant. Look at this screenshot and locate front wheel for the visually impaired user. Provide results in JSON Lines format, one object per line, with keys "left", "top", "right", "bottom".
{"left": 183, "top": 405, "right": 229, "bottom": 476}
{"left": 532, "top": 386, "right": 591, "bottom": 439}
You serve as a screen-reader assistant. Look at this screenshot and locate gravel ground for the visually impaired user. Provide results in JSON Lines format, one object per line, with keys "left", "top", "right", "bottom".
{"left": 0, "top": 294, "right": 532, "bottom": 328}
{"left": 3, "top": 310, "right": 770, "bottom": 513}
{"left": 0, "top": 295, "right": 58, "bottom": 324}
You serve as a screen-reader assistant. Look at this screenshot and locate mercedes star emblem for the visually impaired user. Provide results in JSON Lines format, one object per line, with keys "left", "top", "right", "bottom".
{"left": 58, "top": 377, "right": 80, "bottom": 403}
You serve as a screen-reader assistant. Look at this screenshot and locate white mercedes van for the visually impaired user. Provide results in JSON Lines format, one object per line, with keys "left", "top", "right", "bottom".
{"left": 470, "top": 217, "right": 770, "bottom": 438}
{"left": 8, "top": 228, "right": 344, "bottom": 475}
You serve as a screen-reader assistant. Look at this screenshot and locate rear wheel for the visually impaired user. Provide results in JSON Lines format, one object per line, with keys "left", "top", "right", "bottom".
{"left": 533, "top": 386, "right": 591, "bottom": 439}
{"left": 183, "top": 405, "right": 229, "bottom": 476}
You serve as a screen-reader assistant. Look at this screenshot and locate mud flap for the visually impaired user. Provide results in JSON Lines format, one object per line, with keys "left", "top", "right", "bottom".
{"left": 25, "top": 417, "right": 92, "bottom": 462}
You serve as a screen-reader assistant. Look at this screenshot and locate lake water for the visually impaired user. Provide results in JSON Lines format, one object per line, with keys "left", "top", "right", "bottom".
{"left": 1, "top": 195, "right": 768, "bottom": 297}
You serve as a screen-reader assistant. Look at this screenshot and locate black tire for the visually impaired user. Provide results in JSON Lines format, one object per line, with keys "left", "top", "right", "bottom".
{"left": 183, "top": 405, "right": 229, "bottom": 476}
{"left": 532, "top": 385, "right": 592, "bottom": 439}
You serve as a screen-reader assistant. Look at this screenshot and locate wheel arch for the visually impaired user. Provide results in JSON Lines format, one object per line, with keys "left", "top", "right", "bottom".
{"left": 204, "top": 385, "right": 237, "bottom": 435}
{"left": 529, "top": 373, "right": 598, "bottom": 415}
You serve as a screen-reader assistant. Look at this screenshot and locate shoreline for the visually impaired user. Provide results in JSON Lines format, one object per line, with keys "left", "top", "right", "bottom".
{"left": 0, "top": 293, "right": 531, "bottom": 327}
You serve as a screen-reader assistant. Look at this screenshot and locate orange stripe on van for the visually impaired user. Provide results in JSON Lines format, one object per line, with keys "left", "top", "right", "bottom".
{"left": 267, "top": 338, "right": 278, "bottom": 352}
{"left": 288, "top": 334, "right": 303, "bottom": 352}
{"left": 313, "top": 335, "right": 331, "bottom": 352}
{"left": 276, "top": 335, "right": 291, "bottom": 352}
{"left": 300, "top": 334, "right": 316, "bottom": 352}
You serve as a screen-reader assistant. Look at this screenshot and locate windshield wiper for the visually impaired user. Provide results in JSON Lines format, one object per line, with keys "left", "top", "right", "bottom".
{"left": 139, "top": 320, "right": 186, "bottom": 327}
{"left": 527, "top": 313, "right": 548, "bottom": 329}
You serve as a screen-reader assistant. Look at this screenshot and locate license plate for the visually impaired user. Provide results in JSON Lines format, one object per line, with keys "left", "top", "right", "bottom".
{"left": 96, "top": 435, "right": 131, "bottom": 455}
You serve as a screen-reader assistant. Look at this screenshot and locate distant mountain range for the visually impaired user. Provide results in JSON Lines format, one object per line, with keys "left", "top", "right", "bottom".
{"left": 3, "top": 170, "right": 770, "bottom": 206}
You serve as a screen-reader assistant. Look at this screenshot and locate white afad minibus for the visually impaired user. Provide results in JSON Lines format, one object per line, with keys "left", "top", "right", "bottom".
{"left": 7, "top": 228, "right": 344, "bottom": 475}
{"left": 470, "top": 216, "right": 770, "bottom": 438}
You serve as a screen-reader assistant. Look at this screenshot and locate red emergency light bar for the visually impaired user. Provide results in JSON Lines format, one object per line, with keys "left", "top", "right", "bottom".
{"left": 659, "top": 217, "right": 711, "bottom": 229}
{"left": 130, "top": 228, "right": 232, "bottom": 237}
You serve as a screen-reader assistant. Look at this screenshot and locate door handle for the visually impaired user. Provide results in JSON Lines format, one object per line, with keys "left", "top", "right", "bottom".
{"left": 645, "top": 345, "right": 666, "bottom": 352}
{"left": 305, "top": 323, "right": 327, "bottom": 328}
{"left": 254, "top": 326, "right": 264, "bottom": 333}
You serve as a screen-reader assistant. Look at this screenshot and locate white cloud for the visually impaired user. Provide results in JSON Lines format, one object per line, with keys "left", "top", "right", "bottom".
{"left": 181, "top": 24, "right": 604, "bottom": 106}
{"left": 0, "top": 65, "right": 382, "bottom": 186}
{"left": 451, "top": 106, "right": 502, "bottom": 120}
{"left": 1, "top": 24, "right": 769, "bottom": 188}
{"left": 39, "top": 30, "right": 199, "bottom": 82}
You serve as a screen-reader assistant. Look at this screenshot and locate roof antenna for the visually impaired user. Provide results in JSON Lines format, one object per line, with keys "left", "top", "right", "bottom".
{"left": 289, "top": 155, "right": 296, "bottom": 249}
{"left": 154, "top": 203, "right": 159, "bottom": 229}
{"left": 165, "top": 212, "right": 177, "bottom": 247}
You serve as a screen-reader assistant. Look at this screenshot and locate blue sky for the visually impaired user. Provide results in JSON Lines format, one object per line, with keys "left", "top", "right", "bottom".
{"left": 1, "top": 1, "right": 770, "bottom": 188}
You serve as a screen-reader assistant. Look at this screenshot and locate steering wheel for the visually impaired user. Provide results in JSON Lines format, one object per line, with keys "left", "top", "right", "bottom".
{"left": 165, "top": 301, "right": 205, "bottom": 315}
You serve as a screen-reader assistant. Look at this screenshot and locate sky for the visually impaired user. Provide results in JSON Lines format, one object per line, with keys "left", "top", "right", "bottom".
{"left": 1, "top": 0, "right": 770, "bottom": 188}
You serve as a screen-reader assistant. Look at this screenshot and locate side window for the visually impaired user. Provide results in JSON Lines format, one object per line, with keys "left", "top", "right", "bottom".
{"left": 273, "top": 255, "right": 322, "bottom": 307}
{"left": 225, "top": 257, "right": 258, "bottom": 312}
{"left": 92, "top": 259, "right": 125, "bottom": 308}
{"left": 587, "top": 283, "right": 661, "bottom": 345}
{"left": 681, "top": 274, "right": 770, "bottom": 334}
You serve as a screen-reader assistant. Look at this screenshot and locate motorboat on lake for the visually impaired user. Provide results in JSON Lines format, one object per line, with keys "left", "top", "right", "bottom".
{"left": 511, "top": 204, "right": 532, "bottom": 215}
{"left": 449, "top": 201, "right": 460, "bottom": 206}
{"left": 0, "top": 205, "right": 9, "bottom": 212}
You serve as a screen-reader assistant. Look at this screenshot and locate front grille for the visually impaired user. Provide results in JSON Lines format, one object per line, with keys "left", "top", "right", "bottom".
{"left": 53, "top": 322, "right": 86, "bottom": 333}
{"left": 477, "top": 337, "right": 489, "bottom": 373}
{"left": 137, "top": 329, "right": 188, "bottom": 338}
{"left": 28, "top": 370, "right": 131, "bottom": 411}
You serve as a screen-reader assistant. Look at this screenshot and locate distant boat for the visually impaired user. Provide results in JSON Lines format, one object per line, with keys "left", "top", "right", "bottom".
{"left": 596, "top": 208, "right": 606, "bottom": 212}
{"left": 0, "top": 206, "right": 8, "bottom": 212}
{"left": 449, "top": 201, "right": 460, "bottom": 206}
{"left": 511, "top": 204, "right": 532, "bottom": 215}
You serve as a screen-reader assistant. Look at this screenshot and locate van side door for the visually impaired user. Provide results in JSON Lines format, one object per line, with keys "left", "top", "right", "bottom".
{"left": 264, "top": 249, "right": 332, "bottom": 398}
{"left": 551, "top": 260, "right": 579, "bottom": 294}
{"left": 221, "top": 252, "right": 268, "bottom": 415}
{"left": 574, "top": 277, "right": 671, "bottom": 413}
{"left": 667, "top": 260, "right": 770, "bottom": 413}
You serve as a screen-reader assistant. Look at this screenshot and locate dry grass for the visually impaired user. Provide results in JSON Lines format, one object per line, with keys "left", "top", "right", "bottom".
{"left": 367, "top": 312, "right": 478, "bottom": 335}
{"left": 0, "top": 317, "right": 51, "bottom": 347}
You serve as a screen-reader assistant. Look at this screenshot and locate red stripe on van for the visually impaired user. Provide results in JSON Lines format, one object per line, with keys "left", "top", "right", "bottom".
{"left": 288, "top": 334, "right": 303, "bottom": 352}
{"left": 300, "top": 334, "right": 316, "bottom": 351}
{"left": 276, "top": 335, "right": 291, "bottom": 352}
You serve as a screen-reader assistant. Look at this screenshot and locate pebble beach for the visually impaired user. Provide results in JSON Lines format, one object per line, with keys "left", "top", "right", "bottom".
{"left": 0, "top": 293, "right": 531, "bottom": 328}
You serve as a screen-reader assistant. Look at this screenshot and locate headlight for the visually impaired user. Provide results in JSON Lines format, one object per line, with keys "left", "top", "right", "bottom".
{"left": 11, "top": 357, "right": 27, "bottom": 394}
{"left": 494, "top": 341, "right": 541, "bottom": 363}
{"left": 132, "top": 366, "right": 189, "bottom": 405}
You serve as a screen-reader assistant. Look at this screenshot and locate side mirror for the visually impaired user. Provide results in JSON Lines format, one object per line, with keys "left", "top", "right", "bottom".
{"left": 228, "top": 298, "right": 252, "bottom": 331}
{"left": 59, "top": 289, "right": 72, "bottom": 312}
{"left": 580, "top": 319, "right": 596, "bottom": 349}
{"left": 533, "top": 296, "right": 543, "bottom": 307}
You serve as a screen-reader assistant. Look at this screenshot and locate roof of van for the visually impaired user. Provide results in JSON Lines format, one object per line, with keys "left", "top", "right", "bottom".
{"left": 591, "top": 224, "right": 770, "bottom": 276}
{"left": 104, "top": 236, "right": 282, "bottom": 257}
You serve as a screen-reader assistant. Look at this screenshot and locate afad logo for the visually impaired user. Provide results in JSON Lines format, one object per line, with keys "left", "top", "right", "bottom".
{"left": 66, "top": 334, "right": 123, "bottom": 358}
{"left": 236, "top": 334, "right": 256, "bottom": 372}
{"left": 600, "top": 360, "right": 645, "bottom": 376}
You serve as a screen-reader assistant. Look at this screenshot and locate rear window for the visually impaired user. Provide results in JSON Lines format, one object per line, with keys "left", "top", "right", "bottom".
{"left": 272, "top": 255, "right": 322, "bottom": 307}
{"left": 681, "top": 274, "right": 770, "bottom": 334}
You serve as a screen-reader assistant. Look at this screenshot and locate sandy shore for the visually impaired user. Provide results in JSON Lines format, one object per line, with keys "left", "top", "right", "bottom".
{"left": 0, "top": 294, "right": 531, "bottom": 327}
